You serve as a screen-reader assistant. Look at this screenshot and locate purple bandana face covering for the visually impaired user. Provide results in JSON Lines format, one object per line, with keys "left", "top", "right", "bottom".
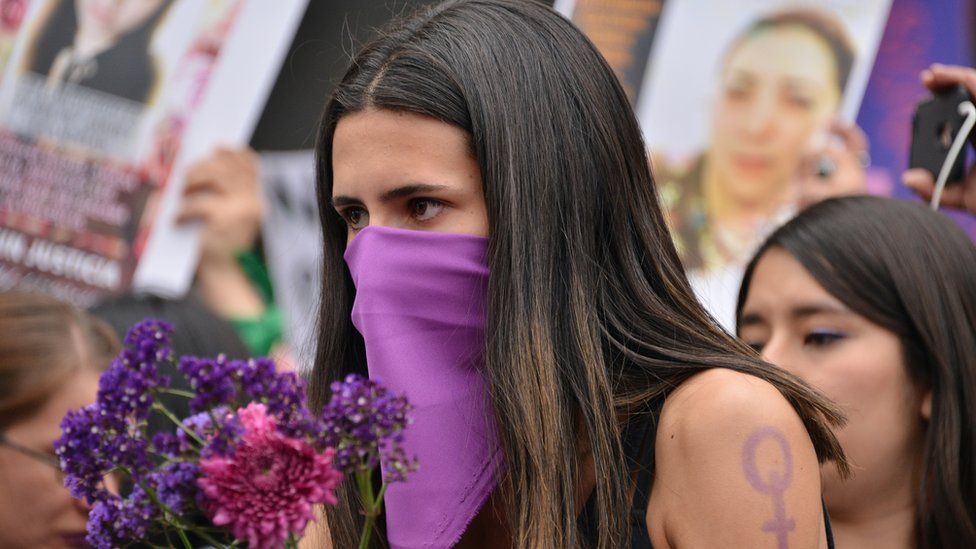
{"left": 344, "top": 225, "right": 501, "bottom": 549}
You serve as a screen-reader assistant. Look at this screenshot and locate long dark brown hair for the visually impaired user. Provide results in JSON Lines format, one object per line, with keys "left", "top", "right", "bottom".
{"left": 310, "top": 1, "right": 846, "bottom": 547}
{"left": 737, "top": 196, "right": 976, "bottom": 548}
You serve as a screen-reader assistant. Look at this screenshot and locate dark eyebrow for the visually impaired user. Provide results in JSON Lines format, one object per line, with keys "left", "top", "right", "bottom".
{"left": 783, "top": 77, "right": 824, "bottom": 92}
{"left": 331, "top": 195, "right": 361, "bottom": 208}
{"left": 331, "top": 183, "right": 450, "bottom": 208}
{"left": 738, "top": 312, "right": 764, "bottom": 328}
{"left": 739, "top": 302, "right": 850, "bottom": 328}
{"left": 790, "top": 303, "right": 849, "bottom": 320}
{"left": 379, "top": 183, "right": 449, "bottom": 202}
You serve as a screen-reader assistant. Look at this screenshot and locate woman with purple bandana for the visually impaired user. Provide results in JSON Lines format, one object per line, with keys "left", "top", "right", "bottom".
{"left": 308, "top": 1, "right": 848, "bottom": 547}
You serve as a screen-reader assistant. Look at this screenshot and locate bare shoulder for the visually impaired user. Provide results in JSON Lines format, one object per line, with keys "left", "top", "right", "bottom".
{"left": 661, "top": 368, "right": 806, "bottom": 442}
{"left": 647, "top": 368, "right": 826, "bottom": 549}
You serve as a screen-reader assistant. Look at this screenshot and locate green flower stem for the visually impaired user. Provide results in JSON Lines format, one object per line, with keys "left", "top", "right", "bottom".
{"left": 137, "top": 481, "right": 195, "bottom": 548}
{"left": 373, "top": 483, "right": 388, "bottom": 514}
{"left": 161, "top": 525, "right": 174, "bottom": 549}
{"left": 158, "top": 388, "right": 196, "bottom": 399}
{"left": 138, "top": 477, "right": 230, "bottom": 549}
{"left": 151, "top": 403, "right": 206, "bottom": 447}
{"left": 183, "top": 525, "right": 229, "bottom": 548}
{"left": 176, "top": 528, "right": 193, "bottom": 549}
{"left": 356, "top": 471, "right": 370, "bottom": 508}
{"left": 365, "top": 471, "right": 375, "bottom": 508}
{"left": 357, "top": 471, "right": 389, "bottom": 549}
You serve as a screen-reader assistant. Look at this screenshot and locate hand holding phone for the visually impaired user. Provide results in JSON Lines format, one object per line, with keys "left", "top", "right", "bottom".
{"left": 909, "top": 84, "right": 974, "bottom": 182}
{"left": 905, "top": 65, "right": 976, "bottom": 213}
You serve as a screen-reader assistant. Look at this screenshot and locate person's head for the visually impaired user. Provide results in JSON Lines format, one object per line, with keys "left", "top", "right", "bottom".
{"left": 313, "top": 1, "right": 845, "bottom": 546}
{"left": 708, "top": 8, "right": 855, "bottom": 207}
{"left": 0, "top": 291, "right": 118, "bottom": 548}
{"left": 27, "top": 0, "right": 172, "bottom": 103}
{"left": 74, "top": 0, "right": 167, "bottom": 44}
{"left": 737, "top": 196, "right": 976, "bottom": 546}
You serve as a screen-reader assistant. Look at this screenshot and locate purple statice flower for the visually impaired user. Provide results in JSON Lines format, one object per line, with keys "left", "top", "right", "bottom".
{"left": 86, "top": 497, "right": 123, "bottom": 549}
{"left": 56, "top": 403, "right": 153, "bottom": 501}
{"left": 321, "top": 374, "right": 416, "bottom": 482}
{"left": 262, "top": 371, "right": 314, "bottom": 438}
{"left": 150, "top": 461, "right": 200, "bottom": 516}
{"left": 86, "top": 487, "right": 155, "bottom": 549}
{"left": 237, "top": 357, "right": 278, "bottom": 398}
{"left": 236, "top": 358, "right": 317, "bottom": 439}
{"left": 101, "top": 428, "right": 151, "bottom": 478}
{"left": 150, "top": 432, "right": 182, "bottom": 457}
{"left": 178, "top": 355, "right": 238, "bottom": 414}
{"left": 97, "top": 319, "right": 173, "bottom": 422}
{"left": 56, "top": 404, "right": 112, "bottom": 502}
{"left": 179, "top": 407, "right": 244, "bottom": 458}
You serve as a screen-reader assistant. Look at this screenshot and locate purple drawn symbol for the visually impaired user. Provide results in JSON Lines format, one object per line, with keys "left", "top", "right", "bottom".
{"left": 742, "top": 427, "right": 795, "bottom": 549}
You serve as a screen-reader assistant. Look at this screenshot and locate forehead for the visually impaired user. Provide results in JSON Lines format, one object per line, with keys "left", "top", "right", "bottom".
{"left": 725, "top": 25, "right": 840, "bottom": 86}
{"left": 743, "top": 248, "right": 842, "bottom": 310}
{"left": 331, "top": 109, "right": 475, "bottom": 196}
{"left": 7, "top": 369, "right": 100, "bottom": 444}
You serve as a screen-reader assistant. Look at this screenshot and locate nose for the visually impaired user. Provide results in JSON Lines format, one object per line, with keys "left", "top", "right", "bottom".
{"left": 70, "top": 492, "right": 91, "bottom": 513}
{"left": 759, "top": 334, "right": 791, "bottom": 369}
{"left": 742, "top": 94, "right": 776, "bottom": 139}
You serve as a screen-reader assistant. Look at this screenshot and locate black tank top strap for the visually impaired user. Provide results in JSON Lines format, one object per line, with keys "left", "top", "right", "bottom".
{"left": 578, "top": 397, "right": 664, "bottom": 548}
{"left": 823, "top": 497, "right": 836, "bottom": 549}
{"left": 624, "top": 398, "right": 663, "bottom": 548}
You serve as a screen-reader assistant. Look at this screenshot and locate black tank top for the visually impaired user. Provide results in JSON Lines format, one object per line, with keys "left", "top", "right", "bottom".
{"left": 577, "top": 399, "right": 836, "bottom": 548}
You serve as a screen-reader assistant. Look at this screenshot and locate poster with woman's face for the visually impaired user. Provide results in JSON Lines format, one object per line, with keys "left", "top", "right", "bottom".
{"left": 0, "top": 0, "right": 307, "bottom": 306}
{"left": 631, "top": 0, "right": 890, "bottom": 328}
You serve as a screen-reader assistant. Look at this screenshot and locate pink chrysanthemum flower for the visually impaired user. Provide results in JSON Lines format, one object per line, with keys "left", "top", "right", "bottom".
{"left": 198, "top": 403, "right": 342, "bottom": 549}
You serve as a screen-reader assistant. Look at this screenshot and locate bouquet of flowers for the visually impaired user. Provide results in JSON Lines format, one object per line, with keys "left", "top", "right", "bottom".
{"left": 55, "top": 319, "right": 416, "bottom": 549}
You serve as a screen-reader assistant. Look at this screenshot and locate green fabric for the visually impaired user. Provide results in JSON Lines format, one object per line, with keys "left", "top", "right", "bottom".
{"left": 236, "top": 250, "right": 275, "bottom": 303}
{"left": 229, "top": 304, "right": 285, "bottom": 357}
{"left": 229, "top": 250, "right": 285, "bottom": 356}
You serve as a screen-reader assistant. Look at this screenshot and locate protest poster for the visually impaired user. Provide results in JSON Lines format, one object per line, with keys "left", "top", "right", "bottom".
{"left": 0, "top": 0, "right": 307, "bottom": 306}
{"left": 636, "top": 0, "right": 891, "bottom": 328}
{"left": 554, "top": 0, "right": 666, "bottom": 105}
{"left": 559, "top": 0, "right": 890, "bottom": 328}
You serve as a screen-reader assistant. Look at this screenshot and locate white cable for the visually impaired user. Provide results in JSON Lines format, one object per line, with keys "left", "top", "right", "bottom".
{"left": 931, "top": 100, "right": 976, "bottom": 210}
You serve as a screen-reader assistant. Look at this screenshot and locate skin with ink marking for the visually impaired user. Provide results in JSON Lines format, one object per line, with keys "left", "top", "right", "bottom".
{"left": 742, "top": 426, "right": 795, "bottom": 549}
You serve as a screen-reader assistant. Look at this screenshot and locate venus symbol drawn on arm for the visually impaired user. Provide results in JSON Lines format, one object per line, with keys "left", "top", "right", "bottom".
{"left": 741, "top": 427, "right": 796, "bottom": 549}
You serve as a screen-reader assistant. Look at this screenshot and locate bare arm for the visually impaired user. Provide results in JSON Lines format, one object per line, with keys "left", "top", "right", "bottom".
{"left": 179, "top": 147, "right": 266, "bottom": 319}
{"left": 647, "top": 368, "right": 827, "bottom": 549}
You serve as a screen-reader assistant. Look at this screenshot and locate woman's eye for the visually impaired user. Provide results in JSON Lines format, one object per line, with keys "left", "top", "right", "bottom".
{"left": 786, "top": 93, "right": 814, "bottom": 110}
{"left": 723, "top": 78, "right": 752, "bottom": 101}
{"left": 410, "top": 198, "right": 445, "bottom": 222}
{"left": 725, "top": 86, "right": 750, "bottom": 101}
{"left": 804, "top": 331, "right": 844, "bottom": 348}
{"left": 746, "top": 341, "right": 766, "bottom": 353}
{"left": 341, "top": 208, "right": 368, "bottom": 230}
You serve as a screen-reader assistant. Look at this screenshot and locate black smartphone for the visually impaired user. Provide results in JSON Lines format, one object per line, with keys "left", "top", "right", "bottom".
{"left": 909, "top": 85, "right": 975, "bottom": 182}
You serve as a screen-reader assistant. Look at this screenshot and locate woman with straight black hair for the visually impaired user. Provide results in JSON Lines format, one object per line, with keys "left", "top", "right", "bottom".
{"left": 309, "top": 1, "right": 847, "bottom": 547}
{"left": 738, "top": 196, "right": 976, "bottom": 548}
